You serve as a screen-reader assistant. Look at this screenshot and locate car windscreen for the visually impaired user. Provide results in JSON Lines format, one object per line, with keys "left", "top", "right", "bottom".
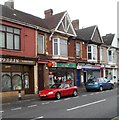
{"left": 50, "top": 84, "right": 64, "bottom": 88}
{"left": 87, "top": 78, "right": 96, "bottom": 82}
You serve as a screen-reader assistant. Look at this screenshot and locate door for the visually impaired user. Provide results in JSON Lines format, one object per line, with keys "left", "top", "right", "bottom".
{"left": 77, "top": 70, "right": 80, "bottom": 87}
{"left": 38, "top": 64, "right": 44, "bottom": 90}
{"left": 84, "top": 71, "right": 87, "bottom": 83}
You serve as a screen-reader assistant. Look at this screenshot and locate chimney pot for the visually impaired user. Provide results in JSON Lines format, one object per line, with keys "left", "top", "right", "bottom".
{"left": 4, "top": 0, "right": 14, "bottom": 9}
{"left": 72, "top": 19, "right": 79, "bottom": 30}
{"left": 44, "top": 9, "right": 53, "bottom": 18}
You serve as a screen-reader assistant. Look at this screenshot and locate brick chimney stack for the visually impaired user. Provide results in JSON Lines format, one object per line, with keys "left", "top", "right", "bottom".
{"left": 44, "top": 9, "right": 53, "bottom": 18}
{"left": 72, "top": 19, "right": 79, "bottom": 30}
{"left": 4, "top": 0, "right": 14, "bottom": 9}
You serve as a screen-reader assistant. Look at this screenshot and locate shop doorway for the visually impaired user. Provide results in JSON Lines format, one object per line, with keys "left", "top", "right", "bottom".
{"left": 38, "top": 64, "right": 44, "bottom": 90}
{"left": 84, "top": 72, "right": 87, "bottom": 83}
{"left": 77, "top": 70, "right": 80, "bottom": 87}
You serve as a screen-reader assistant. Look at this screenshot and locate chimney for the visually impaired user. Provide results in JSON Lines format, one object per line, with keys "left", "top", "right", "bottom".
{"left": 72, "top": 19, "right": 79, "bottom": 30}
{"left": 4, "top": 0, "right": 14, "bottom": 9}
{"left": 44, "top": 9, "right": 53, "bottom": 18}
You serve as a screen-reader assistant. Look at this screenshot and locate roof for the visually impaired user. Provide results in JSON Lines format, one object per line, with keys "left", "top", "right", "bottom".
{"left": 102, "top": 34, "right": 115, "bottom": 46}
{"left": 76, "top": 25, "right": 96, "bottom": 40}
{"left": 0, "top": 4, "right": 66, "bottom": 33}
{"left": 0, "top": 4, "right": 48, "bottom": 29}
{"left": 43, "top": 11, "right": 66, "bottom": 30}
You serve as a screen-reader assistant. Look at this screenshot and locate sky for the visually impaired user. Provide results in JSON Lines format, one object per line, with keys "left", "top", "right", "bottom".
{"left": 0, "top": 0, "right": 118, "bottom": 36}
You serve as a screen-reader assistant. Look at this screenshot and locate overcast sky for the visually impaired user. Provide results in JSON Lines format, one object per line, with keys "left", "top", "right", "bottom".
{"left": 0, "top": 0, "right": 118, "bottom": 36}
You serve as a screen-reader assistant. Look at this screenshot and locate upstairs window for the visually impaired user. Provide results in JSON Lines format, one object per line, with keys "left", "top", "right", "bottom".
{"left": 87, "top": 45, "right": 97, "bottom": 61}
{"left": 37, "top": 34, "right": 44, "bottom": 54}
{"left": 76, "top": 43, "right": 81, "bottom": 58}
{"left": 53, "top": 38, "right": 68, "bottom": 58}
{"left": 0, "top": 24, "right": 20, "bottom": 50}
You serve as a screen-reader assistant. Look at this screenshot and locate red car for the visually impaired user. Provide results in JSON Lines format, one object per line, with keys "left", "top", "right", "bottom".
{"left": 38, "top": 83, "right": 78, "bottom": 100}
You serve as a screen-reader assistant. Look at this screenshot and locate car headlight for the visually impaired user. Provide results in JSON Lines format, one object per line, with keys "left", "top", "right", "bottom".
{"left": 48, "top": 92, "right": 54, "bottom": 95}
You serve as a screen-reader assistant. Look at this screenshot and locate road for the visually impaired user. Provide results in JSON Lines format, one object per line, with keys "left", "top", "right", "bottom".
{"left": 1, "top": 87, "right": 118, "bottom": 119}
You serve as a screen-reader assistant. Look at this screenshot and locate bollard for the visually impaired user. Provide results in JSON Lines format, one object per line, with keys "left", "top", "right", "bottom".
{"left": 18, "top": 89, "right": 22, "bottom": 100}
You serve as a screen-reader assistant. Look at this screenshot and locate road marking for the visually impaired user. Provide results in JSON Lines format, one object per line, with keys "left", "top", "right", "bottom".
{"left": 54, "top": 100, "right": 62, "bottom": 102}
{"left": 64, "top": 98, "right": 71, "bottom": 101}
{"left": 30, "top": 116, "right": 44, "bottom": 120}
{"left": 0, "top": 111, "right": 4, "bottom": 113}
{"left": 66, "top": 99, "right": 106, "bottom": 111}
{"left": 90, "top": 93, "right": 94, "bottom": 95}
{"left": 82, "top": 95, "right": 87, "bottom": 97}
{"left": 73, "top": 96, "right": 79, "bottom": 98}
{"left": 95, "top": 92, "right": 100, "bottom": 94}
{"left": 42, "top": 102, "right": 50, "bottom": 105}
{"left": 11, "top": 107, "right": 22, "bottom": 111}
{"left": 28, "top": 105, "right": 37, "bottom": 108}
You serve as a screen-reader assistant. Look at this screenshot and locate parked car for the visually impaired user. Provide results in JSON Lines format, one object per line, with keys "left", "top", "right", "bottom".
{"left": 38, "top": 83, "right": 78, "bottom": 100}
{"left": 85, "top": 77, "right": 114, "bottom": 92}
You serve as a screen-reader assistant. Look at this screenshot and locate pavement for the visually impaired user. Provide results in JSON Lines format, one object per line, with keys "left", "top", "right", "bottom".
{"left": 1, "top": 86, "right": 86, "bottom": 104}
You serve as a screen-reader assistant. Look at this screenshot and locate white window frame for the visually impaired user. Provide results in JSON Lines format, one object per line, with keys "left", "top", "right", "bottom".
{"left": 76, "top": 43, "right": 81, "bottom": 58}
{"left": 37, "top": 34, "right": 44, "bottom": 54}
{"left": 87, "top": 44, "right": 97, "bottom": 62}
{"left": 100, "top": 47, "right": 103, "bottom": 63}
{"left": 52, "top": 38, "right": 68, "bottom": 59}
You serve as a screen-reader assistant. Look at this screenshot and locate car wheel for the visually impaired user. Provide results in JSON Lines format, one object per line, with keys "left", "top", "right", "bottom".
{"left": 99, "top": 86, "right": 103, "bottom": 91}
{"left": 86, "top": 89, "right": 90, "bottom": 92}
{"left": 73, "top": 90, "right": 78, "bottom": 97}
{"left": 111, "top": 84, "right": 114, "bottom": 89}
{"left": 55, "top": 92, "right": 61, "bottom": 100}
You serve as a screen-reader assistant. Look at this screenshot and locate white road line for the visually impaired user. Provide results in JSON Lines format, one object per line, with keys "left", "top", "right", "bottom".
{"left": 28, "top": 105, "right": 37, "bottom": 108}
{"left": 64, "top": 98, "right": 71, "bottom": 101}
{"left": 42, "top": 102, "right": 50, "bottom": 105}
{"left": 73, "top": 96, "right": 79, "bottom": 98}
{"left": 82, "top": 95, "right": 87, "bottom": 97}
{"left": 30, "top": 116, "right": 44, "bottom": 120}
{"left": 66, "top": 99, "right": 106, "bottom": 111}
{"left": 95, "top": 92, "right": 100, "bottom": 94}
{"left": 11, "top": 107, "right": 22, "bottom": 111}
{"left": 90, "top": 93, "right": 94, "bottom": 95}
{"left": 54, "top": 100, "right": 62, "bottom": 102}
{"left": 0, "top": 111, "right": 4, "bottom": 113}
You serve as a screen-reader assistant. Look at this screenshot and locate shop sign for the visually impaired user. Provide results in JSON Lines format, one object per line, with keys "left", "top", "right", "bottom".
{"left": 0, "top": 58, "right": 19, "bottom": 63}
{"left": 0, "top": 57, "right": 35, "bottom": 65}
{"left": 56, "top": 63, "right": 76, "bottom": 68}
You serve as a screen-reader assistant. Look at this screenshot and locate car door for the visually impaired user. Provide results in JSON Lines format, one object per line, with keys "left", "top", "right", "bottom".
{"left": 64, "top": 84, "right": 71, "bottom": 96}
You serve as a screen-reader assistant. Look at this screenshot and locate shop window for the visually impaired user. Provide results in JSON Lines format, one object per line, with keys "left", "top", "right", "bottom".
{"left": 12, "top": 74, "right": 22, "bottom": 90}
{"left": 2, "top": 74, "right": 11, "bottom": 91}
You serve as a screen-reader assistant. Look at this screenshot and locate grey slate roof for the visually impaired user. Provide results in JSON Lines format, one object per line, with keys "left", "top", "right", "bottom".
{"left": 102, "top": 34, "right": 115, "bottom": 46}
{"left": 76, "top": 25, "right": 96, "bottom": 41}
{"left": 1, "top": 4, "right": 48, "bottom": 29}
{"left": 0, "top": 4, "right": 65, "bottom": 31}
{"left": 43, "top": 11, "right": 65, "bottom": 30}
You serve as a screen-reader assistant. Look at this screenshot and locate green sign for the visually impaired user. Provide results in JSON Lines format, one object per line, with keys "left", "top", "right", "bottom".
{"left": 56, "top": 63, "right": 76, "bottom": 68}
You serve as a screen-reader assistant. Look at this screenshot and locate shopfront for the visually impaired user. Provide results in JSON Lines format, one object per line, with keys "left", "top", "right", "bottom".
{"left": 77, "top": 64, "right": 102, "bottom": 86}
{"left": 1, "top": 56, "right": 36, "bottom": 95}
{"left": 48, "top": 62, "right": 76, "bottom": 87}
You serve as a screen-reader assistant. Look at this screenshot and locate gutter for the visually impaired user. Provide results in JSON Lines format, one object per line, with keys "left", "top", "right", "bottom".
{"left": 0, "top": 16, "right": 50, "bottom": 33}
